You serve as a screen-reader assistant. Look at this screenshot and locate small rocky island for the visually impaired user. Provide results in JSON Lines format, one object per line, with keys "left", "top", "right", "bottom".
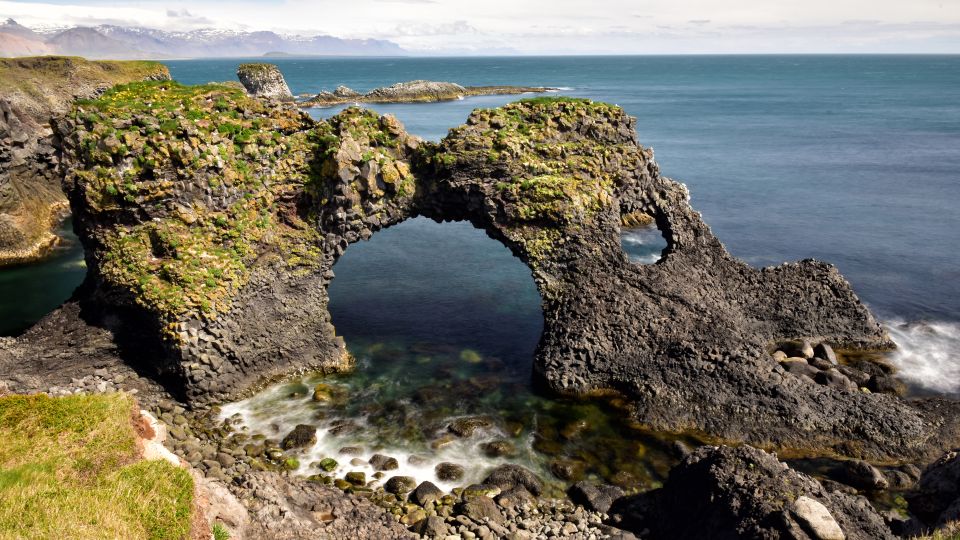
{"left": 2, "top": 61, "right": 960, "bottom": 539}
{"left": 236, "top": 61, "right": 554, "bottom": 108}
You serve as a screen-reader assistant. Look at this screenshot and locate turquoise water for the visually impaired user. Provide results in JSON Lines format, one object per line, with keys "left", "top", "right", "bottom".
{"left": 0, "top": 220, "right": 86, "bottom": 335}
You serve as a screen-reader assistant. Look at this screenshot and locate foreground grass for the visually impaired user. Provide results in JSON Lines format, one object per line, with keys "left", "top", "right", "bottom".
{"left": 917, "top": 522, "right": 960, "bottom": 540}
{"left": 0, "top": 392, "right": 194, "bottom": 539}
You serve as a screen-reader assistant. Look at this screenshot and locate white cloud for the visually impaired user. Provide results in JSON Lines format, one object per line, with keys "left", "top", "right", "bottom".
{"left": 0, "top": 0, "right": 958, "bottom": 52}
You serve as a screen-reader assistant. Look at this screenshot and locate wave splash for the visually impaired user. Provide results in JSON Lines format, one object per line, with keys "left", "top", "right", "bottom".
{"left": 885, "top": 319, "right": 960, "bottom": 396}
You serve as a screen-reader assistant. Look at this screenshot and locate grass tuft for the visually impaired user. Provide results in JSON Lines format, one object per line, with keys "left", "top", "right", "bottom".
{"left": 0, "top": 393, "right": 195, "bottom": 540}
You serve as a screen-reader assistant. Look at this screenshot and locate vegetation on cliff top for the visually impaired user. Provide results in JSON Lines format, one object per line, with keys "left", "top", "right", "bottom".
{"left": 70, "top": 81, "right": 325, "bottom": 325}
{"left": 0, "top": 392, "right": 194, "bottom": 539}
{"left": 0, "top": 56, "right": 169, "bottom": 119}
{"left": 68, "top": 85, "right": 627, "bottom": 325}
{"left": 431, "top": 97, "right": 628, "bottom": 262}
{"left": 307, "top": 106, "right": 418, "bottom": 204}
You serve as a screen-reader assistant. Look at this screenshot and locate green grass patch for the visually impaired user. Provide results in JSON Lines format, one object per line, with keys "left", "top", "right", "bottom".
{"left": 0, "top": 393, "right": 195, "bottom": 540}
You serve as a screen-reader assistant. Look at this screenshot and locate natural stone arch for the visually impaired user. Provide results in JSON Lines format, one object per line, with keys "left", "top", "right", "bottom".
{"left": 57, "top": 83, "right": 960, "bottom": 462}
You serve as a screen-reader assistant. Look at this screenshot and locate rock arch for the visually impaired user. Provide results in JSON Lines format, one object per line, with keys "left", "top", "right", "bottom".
{"left": 57, "top": 83, "right": 958, "bottom": 461}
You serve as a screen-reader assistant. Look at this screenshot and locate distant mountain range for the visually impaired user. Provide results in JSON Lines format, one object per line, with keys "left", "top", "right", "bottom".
{"left": 0, "top": 19, "right": 406, "bottom": 59}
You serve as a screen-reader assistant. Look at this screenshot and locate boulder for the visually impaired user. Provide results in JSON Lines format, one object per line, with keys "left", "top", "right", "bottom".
{"left": 448, "top": 416, "right": 493, "bottom": 437}
{"left": 568, "top": 481, "right": 625, "bottom": 513}
{"left": 607, "top": 445, "right": 894, "bottom": 540}
{"left": 369, "top": 454, "right": 399, "bottom": 471}
{"left": 384, "top": 476, "right": 416, "bottom": 496}
{"left": 840, "top": 460, "right": 889, "bottom": 491}
{"left": 483, "top": 464, "right": 543, "bottom": 497}
{"left": 410, "top": 481, "right": 444, "bottom": 507}
{"left": 411, "top": 515, "right": 449, "bottom": 537}
{"left": 482, "top": 439, "right": 517, "bottom": 457}
{"left": 791, "top": 496, "right": 846, "bottom": 540}
{"left": 456, "top": 496, "right": 505, "bottom": 524}
{"left": 495, "top": 486, "right": 536, "bottom": 509}
{"left": 435, "top": 462, "right": 464, "bottom": 482}
{"left": 280, "top": 424, "right": 317, "bottom": 450}
{"left": 907, "top": 449, "right": 960, "bottom": 525}
{"left": 814, "top": 343, "right": 839, "bottom": 364}
{"left": 236, "top": 63, "right": 293, "bottom": 101}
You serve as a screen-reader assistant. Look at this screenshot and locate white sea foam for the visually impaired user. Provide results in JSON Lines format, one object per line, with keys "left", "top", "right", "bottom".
{"left": 885, "top": 319, "right": 960, "bottom": 395}
{"left": 219, "top": 381, "right": 541, "bottom": 492}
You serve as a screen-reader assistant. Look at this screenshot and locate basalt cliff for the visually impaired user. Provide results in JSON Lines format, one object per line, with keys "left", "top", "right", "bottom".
{"left": 0, "top": 56, "right": 170, "bottom": 265}
{"left": 41, "top": 80, "right": 959, "bottom": 462}
{"left": 3, "top": 79, "right": 960, "bottom": 538}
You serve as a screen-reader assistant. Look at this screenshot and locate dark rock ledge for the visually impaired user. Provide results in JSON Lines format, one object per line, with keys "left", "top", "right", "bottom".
{"left": 1, "top": 80, "right": 960, "bottom": 538}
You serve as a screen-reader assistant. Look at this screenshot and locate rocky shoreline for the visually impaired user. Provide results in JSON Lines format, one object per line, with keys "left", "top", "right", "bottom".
{"left": 1, "top": 61, "right": 960, "bottom": 538}
{"left": 298, "top": 80, "right": 556, "bottom": 108}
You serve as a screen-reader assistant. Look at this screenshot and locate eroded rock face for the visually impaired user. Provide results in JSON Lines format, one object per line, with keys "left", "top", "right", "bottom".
{"left": 0, "top": 56, "right": 170, "bottom": 266}
{"left": 56, "top": 87, "right": 960, "bottom": 461}
{"left": 608, "top": 445, "right": 894, "bottom": 540}
{"left": 236, "top": 63, "right": 294, "bottom": 101}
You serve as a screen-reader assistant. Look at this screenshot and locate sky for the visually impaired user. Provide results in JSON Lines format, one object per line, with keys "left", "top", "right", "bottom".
{"left": 2, "top": 0, "right": 959, "bottom": 54}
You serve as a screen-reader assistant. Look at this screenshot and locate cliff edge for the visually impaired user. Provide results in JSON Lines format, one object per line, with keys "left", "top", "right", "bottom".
{"left": 0, "top": 56, "right": 170, "bottom": 266}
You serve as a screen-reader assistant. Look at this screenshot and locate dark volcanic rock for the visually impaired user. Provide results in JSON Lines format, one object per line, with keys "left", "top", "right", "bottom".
{"left": 281, "top": 424, "right": 317, "bottom": 450}
{"left": 483, "top": 464, "right": 543, "bottom": 497}
{"left": 410, "top": 481, "right": 443, "bottom": 507}
{"left": 369, "top": 454, "right": 399, "bottom": 471}
{"left": 568, "top": 481, "right": 625, "bottom": 513}
{"left": 907, "top": 449, "right": 960, "bottom": 525}
{"left": 434, "top": 462, "right": 464, "bottom": 482}
{"left": 49, "top": 91, "right": 960, "bottom": 462}
{"left": 840, "top": 459, "right": 889, "bottom": 491}
{"left": 608, "top": 445, "right": 895, "bottom": 540}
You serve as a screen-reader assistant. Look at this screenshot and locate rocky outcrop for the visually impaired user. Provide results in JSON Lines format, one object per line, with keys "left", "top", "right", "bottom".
{"left": 608, "top": 445, "right": 895, "bottom": 540}
{"left": 908, "top": 449, "right": 960, "bottom": 527}
{"left": 301, "top": 79, "right": 553, "bottom": 107}
{"left": 236, "top": 63, "right": 294, "bottom": 101}
{"left": 53, "top": 84, "right": 960, "bottom": 462}
{"left": 0, "top": 56, "right": 170, "bottom": 266}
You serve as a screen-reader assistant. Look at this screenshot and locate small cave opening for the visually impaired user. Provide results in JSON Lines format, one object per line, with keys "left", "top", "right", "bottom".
{"left": 620, "top": 212, "right": 669, "bottom": 264}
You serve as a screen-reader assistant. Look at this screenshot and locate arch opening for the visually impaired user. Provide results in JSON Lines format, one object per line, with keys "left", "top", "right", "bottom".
{"left": 620, "top": 212, "right": 669, "bottom": 265}
{"left": 220, "top": 217, "right": 687, "bottom": 494}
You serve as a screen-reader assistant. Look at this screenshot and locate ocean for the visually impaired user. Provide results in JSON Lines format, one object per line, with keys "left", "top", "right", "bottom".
{"left": 3, "top": 55, "right": 958, "bottom": 400}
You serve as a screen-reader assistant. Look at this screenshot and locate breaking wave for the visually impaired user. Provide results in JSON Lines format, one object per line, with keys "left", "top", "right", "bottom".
{"left": 885, "top": 319, "right": 960, "bottom": 396}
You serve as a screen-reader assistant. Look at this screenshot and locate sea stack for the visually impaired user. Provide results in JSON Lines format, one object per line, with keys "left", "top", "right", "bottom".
{"left": 236, "top": 63, "right": 294, "bottom": 101}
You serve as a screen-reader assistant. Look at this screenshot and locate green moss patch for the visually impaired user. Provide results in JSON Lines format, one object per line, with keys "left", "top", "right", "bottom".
{"left": 69, "top": 81, "right": 326, "bottom": 328}
{"left": 431, "top": 98, "right": 628, "bottom": 262}
{"left": 0, "top": 393, "right": 194, "bottom": 540}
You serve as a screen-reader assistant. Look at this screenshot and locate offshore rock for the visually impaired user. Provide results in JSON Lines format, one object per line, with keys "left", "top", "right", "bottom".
{"left": 301, "top": 79, "right": 553, "bottom": 107}
{"left": 236, "top": 63, "right": 294, "bottom": 101}
{"left": 53, "top": 88, "right": 960, "bottom": 461}
{"left": 0, "top": 56, "right": 170, "bottom": 266}
{"left": 608, "top": 445, "right": 894, "bottom": 540}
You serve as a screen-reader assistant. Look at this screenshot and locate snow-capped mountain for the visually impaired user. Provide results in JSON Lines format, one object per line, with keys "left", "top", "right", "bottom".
{"left": 0, "top": 19, "right": 406, "bottom": 59}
